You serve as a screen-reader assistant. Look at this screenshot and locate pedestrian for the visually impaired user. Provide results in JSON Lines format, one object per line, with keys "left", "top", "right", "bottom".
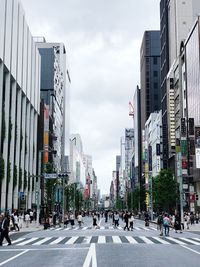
{"left": 195, "top": 213, "right": 199, "bottom": 224}
{"left": 0, "top": 213, "right": 12, "bottom": 246}
{"left": 14, "top": 212, "right": 20, "bottom": 231}
{"left": 70, "top": 213, "right": 75, "bottom": 229}
{"left": 93, "top": 213, "right": 98, "bottom": 228}
{"left": 184, "top": 213, "right": 190, "bottom": 230}
{"left": 105, "top": 211, "right": 108, "bottom": 223}
{"left": 114, "top": 211, "right": 119, "bottom": 227}
{"left": 163, "top": 213, "right": 170, "bottom": 236}
{"left": 53, "top": 212, "right": 57, "bottom": 227}
{"left": 123, "top": 211, "right": 129, "bottom": 231}
{"left": 157, "top": 213, "right": 163, "bottom": 236}
{"left": 77, "top": 212, "right": 83, "bottom": 228}
{"left": 144, "top": 212, "right": 149, "bottom": 227}
{"left": 29, "top": 210, "right": 34, "bottom": 223}
{"left": 25, "top": 212, "right": 30, "bottom": 228}
{"left": 129, "top": 213, "right": 134, "bottom": 231}
{"left": 174, "top": 214, "right": 182, "bottom": 233}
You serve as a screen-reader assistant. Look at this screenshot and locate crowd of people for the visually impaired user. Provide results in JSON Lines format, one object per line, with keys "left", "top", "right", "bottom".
{"left": 157, "top": 212, "right": 199, "bottom": 236}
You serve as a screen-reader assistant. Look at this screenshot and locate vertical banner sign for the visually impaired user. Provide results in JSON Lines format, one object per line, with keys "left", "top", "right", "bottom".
{"left": 196, "top": 148, "right": 200, "bottom": 168}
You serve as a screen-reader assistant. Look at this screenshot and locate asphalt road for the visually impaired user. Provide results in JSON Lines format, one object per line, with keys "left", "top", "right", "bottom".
{"left": 0, "top": 217, "right": 200, "bottom": 267}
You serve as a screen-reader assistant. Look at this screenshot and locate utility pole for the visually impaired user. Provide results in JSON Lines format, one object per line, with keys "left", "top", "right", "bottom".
{"left": 36, "top": 150, "right": 42, "bottom": 227}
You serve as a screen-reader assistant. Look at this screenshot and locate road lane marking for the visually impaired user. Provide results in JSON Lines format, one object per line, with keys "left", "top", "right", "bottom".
{"left": 16, "top": 237, "right": 39, "bottom": 246}
{"left": 150, "top": 237, "right": 170, "bottom": 244}
{"left": 49, "top": 237, "right": 65, "bottom": 245}
{"left": 139, "top": 236, "right": 154, "bottom": 244}
{"left": 32, "top": 237, "right": 52, "bottom": 245}
{"left": 179, "top": 238, "right": 200, "bottom": 245}
{"left": 0, "top": 249, "right": 29, "bottom": 266}
{"left": 181, "top": 245, "right": 200, "bottom": 255}
{"left": 112, "top": 236, "right": 122, "bottom": 243}
{"left": 10, "top": 238, "right": 25, "bottom": 244}
{"left": 125, "top": 236, "right": 138, "bottom": 244}
{"left": 98, "top": 236, "right": 106, "bottom": 243}
{"left": 134, "top": 227, "right": 141, "bottom": 230}
{"left": 65, "top": 236, "right": 79, "bottom": 244}
{"left": 165, "top": 237, "right": 186, "bottom": 245}
{"left": 100, "top": 226, "right": 105, "bottom": 230}
{"left": 84, "top": 236, "right": 92, "bottom": 244}
{"left": 83, "top": 243, "right": 97, "bottom": 267}
{"left": 82, "top": 227, "right": 88, "bottom": 230}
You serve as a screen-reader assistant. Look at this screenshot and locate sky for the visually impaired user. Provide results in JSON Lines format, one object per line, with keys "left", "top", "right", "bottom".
{"left": 21, "top": 0, "right": 160, "bottom": 195}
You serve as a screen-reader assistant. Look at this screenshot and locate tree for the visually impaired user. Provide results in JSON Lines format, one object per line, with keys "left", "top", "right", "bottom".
{"left": 152, "top": 169, "right": 178, "bottom": 213}
{"left": 0, "top": 155, "right": 4, "bottom": 182}
{"left": 13, "top": 165, "right": 18, "bottom": 189}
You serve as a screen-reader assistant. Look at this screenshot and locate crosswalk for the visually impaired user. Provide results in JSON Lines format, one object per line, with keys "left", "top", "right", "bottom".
{"left": 3, "top": 236, "right": 200, "bottom": 246}
{"left": 45, "top": 226, "right": 158, "bottom": 231}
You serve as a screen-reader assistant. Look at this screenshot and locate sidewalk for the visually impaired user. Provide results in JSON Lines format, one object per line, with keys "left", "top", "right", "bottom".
{"left": 10, "top": 221, "right": 43, "bottom": 234}
{"left": 187, "top": 222, "right": 200, "bottom": 232}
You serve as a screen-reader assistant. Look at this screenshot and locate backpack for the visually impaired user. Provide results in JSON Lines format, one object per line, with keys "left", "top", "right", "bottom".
{"left": 157, "top": 215, "right": 163, "bottom": 224}
{"left": 163, "top": 218, "right": 169, "bottom": 226}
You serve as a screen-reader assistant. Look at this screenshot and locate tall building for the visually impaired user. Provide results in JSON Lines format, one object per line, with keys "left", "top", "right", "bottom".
{"left": 140, "top": 31, "right": 161, "bottom": 129}
{"left": 160, "top": 0, "right": 170, "bottom": 169}
{"left": 0, "top": 0, "right": 40, "bottom": 212}
{"left": 36, "top": 41, "right": 68, "bottom": 173}
{"left": 160, "top": 0, "right": 200, "bottom": 169}
{"left": 133, "top": 86, "right": 142, "bottom": 190}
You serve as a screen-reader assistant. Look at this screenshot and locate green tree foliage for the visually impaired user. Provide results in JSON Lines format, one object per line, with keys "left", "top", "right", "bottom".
{"left": 127, "top": 185, "right": 146, "bottom": 212}
{"left": 13, "top": 165, "right": 18, "bottom": 189}
{"left": 2, "top": 103, "right": 6, "bottom": 141}
{"left": 28, "top": 172, "right": 30, "bottom": 191}
{"left": 7, "top": 161, "right": 11, "bottom": 184}
{"left": 0, "top": 155, "right": 4, "bottom": 182}
{"left": 24, "top": 170, "right": 27, "bottom": 190}
{"left": 19, "top": 167, "right": 22, "bottom": 190}
{"left": 152, "top": 169, "right": 178, "bottom": 213}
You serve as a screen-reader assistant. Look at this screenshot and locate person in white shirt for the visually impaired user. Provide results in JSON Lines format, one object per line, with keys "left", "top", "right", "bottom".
{"left": 77, "top": 213, "right": 83, "bottom": 228}
{"left": 25, "top": 213, "right": 30, "bottom": 228}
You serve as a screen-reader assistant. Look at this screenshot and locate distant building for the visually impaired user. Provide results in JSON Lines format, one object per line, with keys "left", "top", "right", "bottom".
{"left": 140, "top": 31, "right": 161, "bottom": 129}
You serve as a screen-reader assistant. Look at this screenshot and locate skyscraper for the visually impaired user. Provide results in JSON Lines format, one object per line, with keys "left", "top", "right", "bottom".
{"left": 140, "top": 31, "right": 161, "bottom": 129}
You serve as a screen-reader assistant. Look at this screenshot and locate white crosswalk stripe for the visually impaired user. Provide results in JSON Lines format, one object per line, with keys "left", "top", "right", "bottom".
{"left": 9, "top": 235, "right": 200, "bottom": 246}
{"left": 179, "top": 237, "right": 200, "bottom": 245}
{"left": 33, "top": 237, "right": 52, "bottom": 245}
{"left": 98, "top": 236, "right": 106, "bottom": 243}
{"left": 150, "top": 236, "right": 171, "bottom": 244}
{"left": 16, "top": 237, "right": 39, "bottom": 246}
{"left": 112, "top": 236, "right": 122, "bottom": 243}
{"left": 165, "top": 237, "right": 186, "bottom": 245}
{"left": 47, "top": 225, "right": 157, "bottom": 231}
{"left": 139, "top": 236, "right": 154, "bottom": 244}
{"left": 49, "top": 237, "right": 65, "bottom": 245}
{"left": 125, "top": 236, "right": 138, "bottom": 244}
{"left": 65, "top": 236, "right": 79, "bottom": 244}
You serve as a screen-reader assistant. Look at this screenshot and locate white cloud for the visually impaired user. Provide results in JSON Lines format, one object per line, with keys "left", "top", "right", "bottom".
{"left": 21, "top": 0, "right": 160, "bottom": 194}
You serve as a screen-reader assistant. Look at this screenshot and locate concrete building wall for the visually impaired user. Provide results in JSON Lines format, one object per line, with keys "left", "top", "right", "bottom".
{"left": 0, "top": 0, "right": 40, "bottom": 212}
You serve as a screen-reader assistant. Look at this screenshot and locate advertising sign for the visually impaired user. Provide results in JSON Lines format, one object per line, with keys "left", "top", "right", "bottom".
{"left": 196, "top": 148, "right": 200, "bottom": 168}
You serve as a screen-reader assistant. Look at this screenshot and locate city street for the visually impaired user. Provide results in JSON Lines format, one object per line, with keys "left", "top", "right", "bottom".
{"left": 0, "top": 218, "right": 200, "bottom": 267}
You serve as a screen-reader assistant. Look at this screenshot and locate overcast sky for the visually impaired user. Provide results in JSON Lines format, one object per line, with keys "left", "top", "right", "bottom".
{"left": 21, "top": 0, "right": 160, "bottom": 195}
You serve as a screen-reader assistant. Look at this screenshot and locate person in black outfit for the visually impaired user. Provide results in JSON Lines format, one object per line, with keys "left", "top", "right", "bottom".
{"left": 123, "top": 211, "right": 129, "bottom": 231}
{"left": 0, "top": 213, "right": 12, "bottom": 246}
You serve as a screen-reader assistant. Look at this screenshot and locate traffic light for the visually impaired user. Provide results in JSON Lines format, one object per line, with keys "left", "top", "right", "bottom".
{"left": 196, "top": 194, "right": 199, "bottom": 201}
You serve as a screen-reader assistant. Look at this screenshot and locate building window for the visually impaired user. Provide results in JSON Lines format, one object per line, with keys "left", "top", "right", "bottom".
{"left": 153, "top": 57, "right": 157, "bottom": 65}
{"left": 154, "top": 83, "right": 158, "bottom": 89}
{"left": 154, "top": 71, "right": 158, "bottom": 77}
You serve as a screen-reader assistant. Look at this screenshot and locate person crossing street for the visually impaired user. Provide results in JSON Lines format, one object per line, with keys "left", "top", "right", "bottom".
{"left": 0, "top": 213, "right": 12, "bottom": 246}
